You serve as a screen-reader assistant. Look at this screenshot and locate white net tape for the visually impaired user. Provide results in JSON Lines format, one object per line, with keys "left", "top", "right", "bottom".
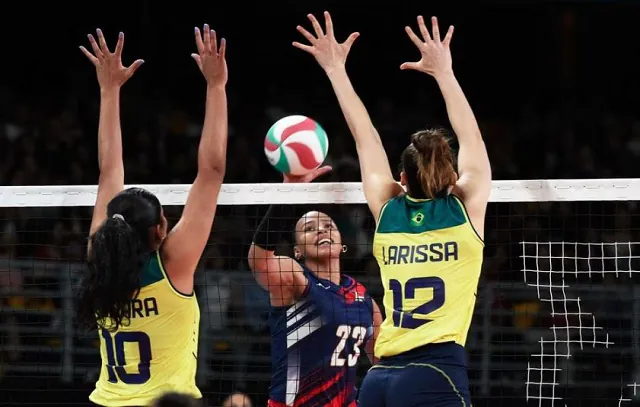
{"left": 1, "top": 178, "right": 639, "bottom": 207}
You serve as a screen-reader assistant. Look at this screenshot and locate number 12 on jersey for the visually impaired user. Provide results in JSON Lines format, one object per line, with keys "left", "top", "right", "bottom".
{"left": 389, "top": 277, "right": 445, "bottom": 329}
{"left": 101, "top": 329, "right": 152, "bottom": 384}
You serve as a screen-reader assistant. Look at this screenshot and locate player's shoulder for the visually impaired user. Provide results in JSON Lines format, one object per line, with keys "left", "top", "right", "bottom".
{"left": 342, "top": 275, "right": 369, "bottom": 296}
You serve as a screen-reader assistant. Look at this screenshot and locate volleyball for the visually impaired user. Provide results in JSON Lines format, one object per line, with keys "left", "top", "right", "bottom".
{"left": 264, "top": 115, "right": 329, "bottom": 176}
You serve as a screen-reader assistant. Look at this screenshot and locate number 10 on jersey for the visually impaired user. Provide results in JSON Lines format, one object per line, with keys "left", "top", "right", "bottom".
{"left": 389, "top": 277, "right": 445, "bottom": 329}
{"left": 101, "top": 329, "right": 152, "bottom": 384}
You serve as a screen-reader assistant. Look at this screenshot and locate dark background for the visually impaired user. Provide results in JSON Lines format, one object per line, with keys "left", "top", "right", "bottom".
{"left": 0, "top": 1, "right": 640, "bottom": 406}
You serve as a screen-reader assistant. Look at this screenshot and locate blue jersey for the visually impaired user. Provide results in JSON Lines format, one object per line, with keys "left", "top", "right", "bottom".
{"left": 268, "top": 266, "right": 374, "bottom": 407}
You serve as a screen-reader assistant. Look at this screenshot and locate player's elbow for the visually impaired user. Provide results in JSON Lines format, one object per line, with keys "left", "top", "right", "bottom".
{"left": 197, "top": 162, "right": 226, "bottom": 179}
{"left": 197, "top": 148, "right": 226, "bottom": 177}
{"left": 248, "top": 246, "right": 293, "bottom": 289}
{"left": 247, "top": 245, "right": 262, "bottom": 271}
{"left": 98, "top": 167, "right": 124, "bottom": 184}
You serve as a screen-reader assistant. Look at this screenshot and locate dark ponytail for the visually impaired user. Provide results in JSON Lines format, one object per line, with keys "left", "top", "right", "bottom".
{"left": 76, "top": 188, "right": 163, "bottom": 332}
{"left": 401, "top": 129, "right": 457, "bottom": 199}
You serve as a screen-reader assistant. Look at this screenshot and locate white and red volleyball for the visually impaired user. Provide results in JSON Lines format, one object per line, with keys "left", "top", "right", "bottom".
{"left": 264, "top": 115, "right": 329, "bottom": 176}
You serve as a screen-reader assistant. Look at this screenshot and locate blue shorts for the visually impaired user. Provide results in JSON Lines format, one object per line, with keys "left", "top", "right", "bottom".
{"left": 358, "top": 342, "right": 471, "bottom": 407}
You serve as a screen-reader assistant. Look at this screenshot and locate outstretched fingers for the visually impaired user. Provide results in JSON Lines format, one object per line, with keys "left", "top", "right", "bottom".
{"left": 307, "top": 13, "right": 325, "bottom": 38}
{"left": 417, "top": 16, "right": 431, "bottom": 42}
{"left": 323, "top": 11, "right": 335, "bottom": 38}
{"left": 404, "top": 25, "right": 423, "bottom": 48}
{"left": 292, "top": 41, "right": 315, "bottom": 54}
{"left": 399, "top": 61, "right": 420, "bottom": 71}
{"left": 443, "top": 25, "right": 454, "bottom": 47}
{"left": 308, "top": 165, "right": 333, "bottom": 181}
{"left": 430, "top": 16, "right": 440, "bottom": 42}
{"left": 191, "top": 53, "right": 202, "bottom": 70}
{"left": 203, "top": 24, "right": 211, "bottom": 55}
{"left": 87, "top": 34, "right": 103, "bottom": 60}
{"left": 79, "top": 46, "right": 99, "bottom": 65}
{"left": 342, "top": 32, "right": 360, "bottom": 52}
{"left": 96, "top": 29, "right": 111, "bottom": 54}
{"left": 125, "top": 59, "right": 145, "bottom": 78}
{"left": 114, "top": 32, "right": 124, "bottom": 58}
{"left": 218, "top": 37, "right": 226, "bottom": 59}
{"left": 194, "top": 27, "right": 205, "bottom": 55}
{"left": 210, "top": 29, "right": 218, "bottom": 55}
{"left": 296, "top": 25, "right": 317, "bottom": 44}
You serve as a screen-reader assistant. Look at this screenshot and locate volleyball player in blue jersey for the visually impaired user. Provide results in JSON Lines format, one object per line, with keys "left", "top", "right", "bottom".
{"left": 294, "top": 13, "right": 490, "bottom": 407}
{"left": 248, "top": 168, "right": 383, "bottom": 407}
{"left": 76, "top": 26, "right": 228, "bottom": 406}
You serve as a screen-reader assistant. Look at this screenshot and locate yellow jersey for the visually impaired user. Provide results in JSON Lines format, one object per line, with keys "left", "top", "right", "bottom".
{"left": 373, "top": 194, "right": 484, "bottom": 358}
{"left": 89, "top": 251, "right": 201, "bottom": 407}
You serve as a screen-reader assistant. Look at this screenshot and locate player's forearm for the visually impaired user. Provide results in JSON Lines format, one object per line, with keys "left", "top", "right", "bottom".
{"left": 197, "top": 85, "right": 228, "bottom": 176}
{"left": 326, "top": 68, "right": 380, "bottom": 147}
{"left": 252, "top": 205, "right": 287, "bottom": 252}
{"left": 97, "top": 88, "right": 124, "bottom": 177}
{"left": 435, "top": 72, "right": 483, "bottom": 145}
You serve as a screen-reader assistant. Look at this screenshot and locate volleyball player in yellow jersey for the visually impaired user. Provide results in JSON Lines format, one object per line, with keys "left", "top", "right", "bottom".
{"left": 294, "top": 13, "right": 490, "bottom": 407}
{"left": 76, "top": 26, "right": 228, "bottom": 406}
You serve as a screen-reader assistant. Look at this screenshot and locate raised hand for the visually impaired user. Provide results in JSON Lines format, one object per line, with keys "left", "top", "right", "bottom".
{"left": 80, "top": 30, "right": 144, "bottom": 91}
{"left": 401, "top": 16, "right": 454, "bottom": 79}
{"left": 192, "top": 24, "right": 227, "bottom": 88}
{"left": 293, "top": 11, "right": 359, "bottom": 74}
{"left": 284, "top": 166, "right": 332, "bottom": 184}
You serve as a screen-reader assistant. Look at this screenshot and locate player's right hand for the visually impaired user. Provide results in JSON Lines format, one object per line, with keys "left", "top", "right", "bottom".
{"left": 283, "top": 166, "right": 332, "bottom": 184}
{"left": 400, "top": 16, "right": 454, "bottom": 79}
{"left": 192, "top": 24, "right": 227, "bottom": 88}
{"left": 80, "top": 30, "right": 144, "bottom": 91}
{"left": 293, "top": 11, "right": 359, "bottom": 75}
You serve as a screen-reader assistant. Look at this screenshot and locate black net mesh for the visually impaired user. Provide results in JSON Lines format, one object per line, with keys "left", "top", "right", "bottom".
{"left": 0, "top": 199, "right": 638, "bottom": 407}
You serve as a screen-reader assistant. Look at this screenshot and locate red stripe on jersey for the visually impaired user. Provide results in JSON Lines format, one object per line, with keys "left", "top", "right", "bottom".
{"left": 294, "top": 370, "right": 344, "bottom": 406}
{"left": 267, "top": 370, "right": 344, "bottom": 407}
{"left": 326, "top": 386, "right": 351, "bottom": 407}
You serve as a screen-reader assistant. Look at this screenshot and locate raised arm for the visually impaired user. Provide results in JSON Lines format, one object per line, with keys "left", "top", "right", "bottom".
{"left": 293, "top": 12, "right": 402, "bottom": 221}
{"left": 80, "top": 30, "right": 144, "bottom": 237}
{"left": 247, "top": 167, "right": 330, "bottom": 306}
{"left": 161, "top": 25, "right": 228, "bottom": 293}
{"left": 401, "top": 16, "right": 491, "bottom": 237}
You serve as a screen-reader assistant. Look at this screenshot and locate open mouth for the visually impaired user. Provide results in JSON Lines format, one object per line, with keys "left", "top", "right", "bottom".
{"left": 317, "top": 238, "right": 333, "bottom": 247}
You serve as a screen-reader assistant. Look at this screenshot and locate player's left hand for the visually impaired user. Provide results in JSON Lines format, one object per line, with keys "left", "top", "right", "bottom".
{"left": 192, "top": 24, "right": 227, "bottom": 88}
{"left": 400, "top": 16, "right": 454, "bottom": 79}
{"left": 293, "top": 11, "right": 359, "bottom": 75}
{"left": 79, "top": 30, "right": 144, "bottom": 91}
{"left": 283, "top": 166, "right": 332, "bottom": 184}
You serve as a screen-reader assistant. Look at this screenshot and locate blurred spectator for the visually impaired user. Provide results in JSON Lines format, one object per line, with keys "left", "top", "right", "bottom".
{"left": 152, "top": 392, "right": 202, "bottom": 407}
{"left": 222, "top": 392, "right": 253, "bottom": 407}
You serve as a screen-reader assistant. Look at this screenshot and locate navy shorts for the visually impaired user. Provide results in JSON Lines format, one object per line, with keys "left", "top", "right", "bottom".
{"left": 358, "top": 342, "right": 471, "bottom": 407}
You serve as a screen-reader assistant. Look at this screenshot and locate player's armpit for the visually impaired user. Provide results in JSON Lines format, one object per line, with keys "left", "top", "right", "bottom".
{"left": 454, "top": 140, "right": 491, "bottom": 240}
{"left": 355, "top": 136, "right": 404, "bottom": 223}
{"left": 248, "top": 244, "right": 307, "bottom": 305}
{"left": 361, "top": 170, "right": 404, "bottom": 224}
{"left": 162, "top": 171, "right": 224, "bottom": 294}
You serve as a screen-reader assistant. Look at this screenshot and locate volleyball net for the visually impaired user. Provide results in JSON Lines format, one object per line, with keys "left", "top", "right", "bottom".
{"left": 0, "top": 179, "right": 638, "bottom": 407}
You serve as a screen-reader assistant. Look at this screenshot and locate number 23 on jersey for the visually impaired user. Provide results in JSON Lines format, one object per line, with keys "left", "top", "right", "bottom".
{"left": 331, "top": 325, "right": 367, "bottom": 367}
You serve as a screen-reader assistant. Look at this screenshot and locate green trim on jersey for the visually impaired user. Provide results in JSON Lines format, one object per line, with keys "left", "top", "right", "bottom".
{"left": 140, "top": 253, "right": 165, "bottom": 288}
{"left": 376, "top": 194, "right": 467, "bottom": 234}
